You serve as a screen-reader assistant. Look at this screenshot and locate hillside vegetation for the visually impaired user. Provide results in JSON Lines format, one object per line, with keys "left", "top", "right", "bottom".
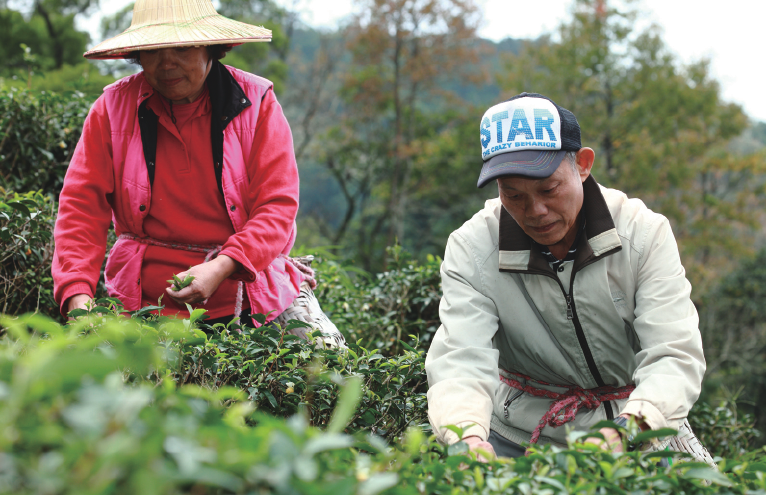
{"left": 1, "top": 300, "right": 765, "bottom": 494}
{"left": 2, "top": 0, "right": 766, "bottom": 492}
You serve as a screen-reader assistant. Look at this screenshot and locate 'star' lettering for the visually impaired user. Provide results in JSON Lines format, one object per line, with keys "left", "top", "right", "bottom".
{"left": 508, "top": 109, "right": 534, "bottom": 141}
{"left": 534, "top": 109, "right": 556, "bottom": 141}
{"left": 480, "top": 117, "right": 491, "bottom": 148}
{"left": 492, "top": 111, "right": 508, "bottom": 143}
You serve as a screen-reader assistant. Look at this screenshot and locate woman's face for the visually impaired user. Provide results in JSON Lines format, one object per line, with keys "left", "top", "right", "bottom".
{"left": 140, "top": 47, "right": 212, "bottom": 103}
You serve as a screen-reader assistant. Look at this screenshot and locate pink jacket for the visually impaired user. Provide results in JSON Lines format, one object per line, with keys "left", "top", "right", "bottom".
{"left": 53, "top": 63, "right": 302, "bottom": 321}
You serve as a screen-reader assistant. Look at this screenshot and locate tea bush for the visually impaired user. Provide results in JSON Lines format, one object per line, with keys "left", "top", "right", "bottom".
{"left": 0, "top": 189, "right": 118, "bottom": 317}
{"left": 1, "top": 309, "right": 766, "bottom": 494}
{"left": 0, "top": 311, "right": 396, "bottom": 494}
{"left": 0, "top": 189, "right": 57, "bottom": 316}
{"left": 313, "top": 245, "right": 442, "bottom": 356}
{"left": 690, "top": 395, "right": 761, "bottom": 459}
{"left": 67, "top": 299, "right": 429, "bottom": 442}
{"left": 0, "top": 89, "right": 91, "bottom": 195}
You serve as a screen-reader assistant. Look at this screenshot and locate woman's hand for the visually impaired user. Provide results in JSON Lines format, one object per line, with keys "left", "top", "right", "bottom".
{"left": 66, "top": 293, "right": 92, "bottom": 319}
{"left": 165, "top": 255, "right": 241, "bottom": 306}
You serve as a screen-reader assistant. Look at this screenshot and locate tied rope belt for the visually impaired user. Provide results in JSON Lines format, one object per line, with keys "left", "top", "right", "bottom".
{"left": 118, "top": 234, "right": 318, "bottom": 321}
{"left": 500, "top": 371, "right": 635, "bottom": 444}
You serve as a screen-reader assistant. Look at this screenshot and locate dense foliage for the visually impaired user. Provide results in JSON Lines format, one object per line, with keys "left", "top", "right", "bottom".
{"left": 0, "top": 190, "right": 57, "bottom": 316}
{"left": 697, "top": 248, "right": 766, "bottom": 438}
{"left": 690, "top": 397, "right": 761, "bottom": 460}
{"left": 2, "top": 308, "right": 766, "bottom": 494}
{"left": 0, "top": 89, "right": 91, "bottom": 195}
{"left": 2, "top": 0, "right": 766, "bottom": 490}
{"left": 314, "top": 245, "right": 442, "bottom": 356}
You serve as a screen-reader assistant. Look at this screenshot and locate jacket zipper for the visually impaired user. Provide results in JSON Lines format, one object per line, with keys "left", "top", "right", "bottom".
{"left": 539, "top": 265, "right": 607, "bottom": 389}
{"left": 514, "top": 246, "right": 622, "bottom": 419}
{"left": 558, "top": 270, "right": 614, "bottom": 419}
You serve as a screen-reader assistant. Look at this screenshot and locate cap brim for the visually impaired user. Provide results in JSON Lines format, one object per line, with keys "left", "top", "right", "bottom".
{"left": 477, "top": 150, "right": 566, "bottom": 188}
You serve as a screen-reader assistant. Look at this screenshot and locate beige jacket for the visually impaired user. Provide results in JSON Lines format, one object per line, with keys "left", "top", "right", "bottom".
{"left": 425, "top": 176, "right": 705, "bottom": 446}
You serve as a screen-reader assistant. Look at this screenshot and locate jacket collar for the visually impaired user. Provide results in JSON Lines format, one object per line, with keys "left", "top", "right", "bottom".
{"left": 207, "top": 60, "right": 252, "bottom": 132}
{"left": 137, "top": 76, "right": 155, "bottom": 108}
{"left": 498, "top": 175, "right": 622, "bottom": 275}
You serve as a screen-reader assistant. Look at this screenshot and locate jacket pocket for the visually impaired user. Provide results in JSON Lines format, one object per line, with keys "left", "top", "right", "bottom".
{"left": 494, "top": 375, "right": 527, "bottom": 421}
{"left": 245, "top": 256, "right": 301, "bottom": 321}
{"left": 503, "top": 388, "right": 524, "bottom": 419}
{"left": 104, "top": 238, "right": 146, "bottom": 310}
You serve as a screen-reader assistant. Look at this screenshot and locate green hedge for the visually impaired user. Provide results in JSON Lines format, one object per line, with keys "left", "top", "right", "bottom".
{"left": 0, "top": 309, "right": 765, "bottom": 494}
{"left": 0, "top": 89, "right": 92, "bottom": 195}
{"left": 313, "top": 245, "right": 442, "bottom": 356}
{"left": 47, "top": 299, "right": 428, "bottom": 443}
{"left": 0, "top": 189, "right": 57, "bottom": 315}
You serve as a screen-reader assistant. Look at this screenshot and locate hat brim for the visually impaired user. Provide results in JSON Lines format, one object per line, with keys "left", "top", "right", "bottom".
{"left": 84, "top": 14, "right": 271, "bottom": 60}
{"left": 477, "top": 150, "right": 566, "bottom": 188}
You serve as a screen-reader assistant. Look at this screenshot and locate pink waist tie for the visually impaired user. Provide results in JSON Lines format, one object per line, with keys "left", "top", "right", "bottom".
{"left": 117, "top": 233, "right": 318, "bottom": 323}
{"left": 500, "top": 370, "right": 635, "bottom": 444}
{"left": 118, "top": 233, "right": 245, "bottom": 321}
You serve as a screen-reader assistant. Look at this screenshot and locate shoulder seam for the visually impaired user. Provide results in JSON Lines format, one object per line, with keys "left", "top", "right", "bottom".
{"left": 452, "top": 230, "right": 490, "bottom": 296}
{"left": 637, "top": 214, "right": 665, "bottom": 266}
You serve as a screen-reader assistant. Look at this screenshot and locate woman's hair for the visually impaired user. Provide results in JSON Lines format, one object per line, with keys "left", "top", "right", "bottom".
{"left": 126, "top": 44, "right": 234, "bottom": 66}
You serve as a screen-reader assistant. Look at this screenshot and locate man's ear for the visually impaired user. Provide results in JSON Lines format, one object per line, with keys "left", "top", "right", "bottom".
{"left": 576, "top": 147, "right": 595, "bottom": 182}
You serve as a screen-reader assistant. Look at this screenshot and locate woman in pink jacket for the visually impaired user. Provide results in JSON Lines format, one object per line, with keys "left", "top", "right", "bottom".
{"left": 52, "top": 0, "right": 344, "bottom": 346}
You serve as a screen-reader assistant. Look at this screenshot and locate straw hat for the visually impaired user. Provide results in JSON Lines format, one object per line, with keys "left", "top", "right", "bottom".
{"left": 84, "top": 0, "right": 271, "bottom": 60}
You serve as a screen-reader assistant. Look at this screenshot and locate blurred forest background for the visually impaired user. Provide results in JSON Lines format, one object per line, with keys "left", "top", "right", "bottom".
{"left": 2, "top": 0, "right": 766, "bottom": 437}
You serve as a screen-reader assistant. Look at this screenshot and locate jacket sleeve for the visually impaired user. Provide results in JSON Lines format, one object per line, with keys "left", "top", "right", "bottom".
{"left": 219, "top": 88, "right": 299, "bottom": 280}
{"left": 620, "top": 216, "right": 706, "bottom": 431}
{"left": 425, "top": 232, "right": 500, "bottom": 444}
{"left": 52, "top": 96, "right": 114, "bottom": 314}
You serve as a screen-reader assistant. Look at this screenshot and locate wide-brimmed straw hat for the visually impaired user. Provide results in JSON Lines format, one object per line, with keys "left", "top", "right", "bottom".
{"left": 84, "top": 0, "right": 271, "bottom": 60}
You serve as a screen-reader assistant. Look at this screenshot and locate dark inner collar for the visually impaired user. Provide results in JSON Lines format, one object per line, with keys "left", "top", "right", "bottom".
{"left": 534, "top": 215, "right": 586, "bottom": 264}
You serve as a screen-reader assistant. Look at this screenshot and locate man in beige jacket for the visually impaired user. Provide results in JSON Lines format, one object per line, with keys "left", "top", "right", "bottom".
{"left": 425, "top": 93, "right": 706, "bottom": 458}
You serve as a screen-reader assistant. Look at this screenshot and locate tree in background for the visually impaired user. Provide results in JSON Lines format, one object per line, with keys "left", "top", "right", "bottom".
{"left": 304, "top": 0, "right": 489, "bottom": 270}
{"left": 0, "top": 2, "right": 90, "bottom": 71}
{"left": 1, "top": 0, "right": 98, "bottom": 70}
{"left": 217, "top": 0, "right": 295, "bottom": 95}
{"left": 0, "top": 0, "right": 118, "bottom": 97}
{"left": 31, "top": 0, "right": 95, "bottom": 68}
{"left": 499, "top": 0, "right": 766, "bottom": 294}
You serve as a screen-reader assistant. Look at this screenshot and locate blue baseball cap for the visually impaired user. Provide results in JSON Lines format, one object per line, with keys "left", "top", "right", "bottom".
{"left": 477, "top": 92, "right": 581, "bottom": 188}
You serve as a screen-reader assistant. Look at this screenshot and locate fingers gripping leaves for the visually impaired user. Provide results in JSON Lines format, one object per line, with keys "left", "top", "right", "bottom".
{"left": 167, "top": 272, "right": 196, "bottom": 291}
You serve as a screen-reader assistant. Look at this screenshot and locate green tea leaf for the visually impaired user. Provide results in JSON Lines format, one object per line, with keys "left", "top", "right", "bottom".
{"left": 6, "top": 201, "right": 30, "bottom": 218}
{"left": 327, "top": 376, "right": 362, "bottom": 434}
{"left": 632, "top": 428, "right": 678, "bottom": 444}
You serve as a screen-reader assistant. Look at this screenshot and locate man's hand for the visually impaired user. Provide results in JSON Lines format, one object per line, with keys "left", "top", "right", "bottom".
{"left": 462, "top": 435, "right": 496, "bottom": 462}
{"left": 584, "top": 424, "right": 624, "bottom": 452}
{"left": 165, "top": 255, "right": 241, "bottom": 306}
{"left": 66, "top": 293, "right": 92, "bottom": 320}
{"left": 584, "top": 413, "right": 648, "bottom": 452}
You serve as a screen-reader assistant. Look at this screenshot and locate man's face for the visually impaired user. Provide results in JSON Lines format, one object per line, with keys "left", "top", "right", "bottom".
{"left": 497, "top": 148, "right": 594, "bottom": 250}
